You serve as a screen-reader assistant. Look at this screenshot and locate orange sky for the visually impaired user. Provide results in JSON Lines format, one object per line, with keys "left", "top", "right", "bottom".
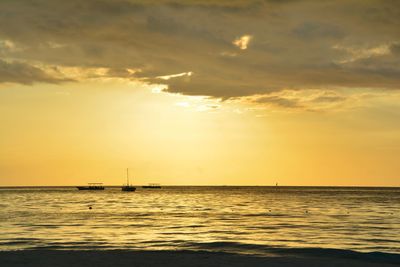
{"left": 1, "top": 80, "right": 399, "bottom": 186}
{"left": 0, "top": 1, "right": 400, "bottom": 186}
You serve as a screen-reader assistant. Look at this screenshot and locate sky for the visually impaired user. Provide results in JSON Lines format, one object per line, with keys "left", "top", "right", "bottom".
{"left": 0, "top": 0, "right": 400, "bottom": 186}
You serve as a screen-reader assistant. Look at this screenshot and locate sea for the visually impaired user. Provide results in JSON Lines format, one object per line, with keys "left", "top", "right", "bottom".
{"left": 1, "top": 186, "right": 399, "bottom": 257}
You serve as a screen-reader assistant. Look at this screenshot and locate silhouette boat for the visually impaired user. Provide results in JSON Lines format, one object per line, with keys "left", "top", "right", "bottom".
{"left": 142, "top": 183, "right": 161, "bottom": 189}
{"left": 77, "top": 183, "right": 105, "bottom": 190}
{"left": 122, "top": 168, "right": 136, "bottom": 192}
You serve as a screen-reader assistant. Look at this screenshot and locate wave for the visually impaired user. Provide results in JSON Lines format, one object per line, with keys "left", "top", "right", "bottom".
{"left": 180, "top": 241, "right": 400, "bottom": 264}
{"left": 2, "top": 239, "right": 399, "bottom": 264}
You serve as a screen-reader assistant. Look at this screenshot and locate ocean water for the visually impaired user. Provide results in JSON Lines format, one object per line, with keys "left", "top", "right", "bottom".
{"left": 0, "top": 186, "right": 399, "bottom": 256}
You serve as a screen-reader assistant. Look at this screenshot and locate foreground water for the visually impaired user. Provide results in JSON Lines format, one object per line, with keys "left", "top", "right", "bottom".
{"left": 0, "top": 187, "right": 399, "bottom": 255}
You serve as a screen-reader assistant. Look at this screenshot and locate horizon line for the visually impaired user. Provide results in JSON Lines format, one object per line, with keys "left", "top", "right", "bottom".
{"left": 0, "top": 185, "right": 399, "bottom": 188}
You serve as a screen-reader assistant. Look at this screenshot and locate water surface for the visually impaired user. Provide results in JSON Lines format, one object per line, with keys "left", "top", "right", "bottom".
{"left": 1, "top": 186, "right": 399, "bottom": 255}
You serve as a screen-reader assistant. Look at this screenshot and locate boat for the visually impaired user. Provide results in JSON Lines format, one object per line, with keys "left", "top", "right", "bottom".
{"left": 77, "top": 183, "right": 105, "bottom": 190}
{"left": 122, "top": 168, "right": 136, "bottom": 192}
{"left": 142, "top": 183, "right": 161, "bottom": 189}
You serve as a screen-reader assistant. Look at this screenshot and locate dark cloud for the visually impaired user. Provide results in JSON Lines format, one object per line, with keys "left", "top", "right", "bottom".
{"left": 292, "top": 22, "right": 345, "bottom": 40}
{"left": 0, "top": 0, "right": 399, "bottom": 97}
{"left": 0, "top": 59, "right": 66, "bottom": 84}
{"left": 255, "top": 95, "right": 302, "bottom": 108}
{"left": 312, "top": 95, "right": 346, "bottom": 103}
{"left": 390, "top": 43, "right": 400, "bottom": 55}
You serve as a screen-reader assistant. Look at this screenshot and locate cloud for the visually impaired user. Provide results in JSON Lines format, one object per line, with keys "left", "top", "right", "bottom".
{"left": 0, "top": 39, "right": 17, "bottom": 52}
{"left": 249, "top": 89, "right": 349, "bottom": 111}
{"left": 0, "top": 0, "right": 399, "bottom": 99}
{"left": 389, "top": 43, "right": 400, "bottom": 55}
{"left": 233, "top": 35, "right": 252, "bottom": 50}
{"left": 0, "top": 59, "right": 66, "bottom": 84}
{"left": 255, "top": 95, "right": 302, "bottom": 108}
{"left": 312, "top": 95, "right": 346, "bottom": 103}
{"left": 293, "top": 22, "right": 344, "bottom": 40}
{"left": 333, "top": 43, "right": 391, "bottom": 63}
{"left": 157, "top": 72, "right": 193, "bottom": 80}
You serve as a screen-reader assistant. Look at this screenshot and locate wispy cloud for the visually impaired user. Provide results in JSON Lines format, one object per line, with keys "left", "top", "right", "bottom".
{"left": 245, "top": 89, "right": 350, "bottom": 112}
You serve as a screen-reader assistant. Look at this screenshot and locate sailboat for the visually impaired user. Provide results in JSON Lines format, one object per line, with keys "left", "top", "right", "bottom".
{"left": 122, "top": 168, "right": 136, "bottom": 192}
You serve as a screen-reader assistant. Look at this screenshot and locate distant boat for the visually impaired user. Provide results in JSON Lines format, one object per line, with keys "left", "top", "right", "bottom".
{"left": 142, "top": 183, "right": 161, "bottom": 189}
{"left": 77, "top": 183, "right": 105, "bottom": 190}
{"left": 122, "top": 168, "right": 136, "bottom": 192}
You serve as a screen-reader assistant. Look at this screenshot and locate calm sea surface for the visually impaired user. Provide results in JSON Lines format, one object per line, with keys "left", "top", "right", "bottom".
{"left": 1, "top": 187, "right": 399, "bottom": 254}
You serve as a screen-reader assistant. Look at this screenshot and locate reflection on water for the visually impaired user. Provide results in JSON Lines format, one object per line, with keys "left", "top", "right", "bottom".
{"left": 0, "top": 187, "right": 399, "bottom": 254}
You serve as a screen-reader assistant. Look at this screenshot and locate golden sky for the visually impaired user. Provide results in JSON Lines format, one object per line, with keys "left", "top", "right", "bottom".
{"left": 0, "top": 0, "right": 400, "bottom": 186}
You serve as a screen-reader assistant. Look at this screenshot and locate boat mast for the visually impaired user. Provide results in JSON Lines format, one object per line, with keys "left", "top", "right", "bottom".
{"left": 127, "top": 168, "right": 129, "bottom": 186}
